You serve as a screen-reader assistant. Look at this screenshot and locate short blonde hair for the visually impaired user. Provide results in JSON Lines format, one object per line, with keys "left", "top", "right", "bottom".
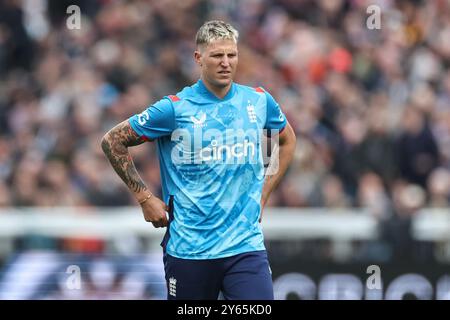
{"left": 195, "top": 20, "right": 239, "bottom": 46}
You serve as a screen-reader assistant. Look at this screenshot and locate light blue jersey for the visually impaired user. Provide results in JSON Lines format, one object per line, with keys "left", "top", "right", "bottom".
{"left": 129, "top": 79, "right": 287, "bottom": 259}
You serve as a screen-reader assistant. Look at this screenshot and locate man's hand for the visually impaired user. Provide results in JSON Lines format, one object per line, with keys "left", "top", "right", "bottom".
{"left": 140, "top": 196, "right": 169, "bottom": 228}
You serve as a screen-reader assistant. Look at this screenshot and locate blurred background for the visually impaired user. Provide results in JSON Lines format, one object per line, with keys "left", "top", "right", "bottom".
{"left": 0, "top": 0, "right": 449, "bottom": 299}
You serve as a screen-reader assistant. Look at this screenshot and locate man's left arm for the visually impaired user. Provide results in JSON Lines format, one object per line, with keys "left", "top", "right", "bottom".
{"left": 260, "top": 122, "right": 296, "bottom": 222}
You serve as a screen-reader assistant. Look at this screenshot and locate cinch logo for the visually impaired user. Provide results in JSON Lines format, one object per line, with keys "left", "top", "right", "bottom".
{"left": 170, "top": 128, "right": 280, "bottom": 174}
{"left": 200, "top": 139, "right": 256, "bottom": 162}
{"left": 190, "top": 112, "right": 207, "bottom": 128}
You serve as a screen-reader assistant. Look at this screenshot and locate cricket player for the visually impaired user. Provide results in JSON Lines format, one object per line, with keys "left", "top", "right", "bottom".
{"left": 101, "top": 20, "right": 296, "bottom": 300}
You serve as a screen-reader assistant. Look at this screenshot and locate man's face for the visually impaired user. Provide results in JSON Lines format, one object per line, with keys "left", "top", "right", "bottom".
{"left": 194, "top": 39, "right": 238, "bottom": 89}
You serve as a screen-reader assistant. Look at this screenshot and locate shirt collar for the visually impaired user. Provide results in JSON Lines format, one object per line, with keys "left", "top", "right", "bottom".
{"left": 196, "top": 79, "right": 236, "bottom": 102}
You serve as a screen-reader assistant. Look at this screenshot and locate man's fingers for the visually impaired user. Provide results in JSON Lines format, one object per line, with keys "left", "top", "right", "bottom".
{"left": 143, "top": 201, "right": 170, "bottom": 227}
{"left": 151, "top": 213, "right": 169, "bottom": 228}
{"left": 152, "top": 220, "right": 163, "bottom": 228}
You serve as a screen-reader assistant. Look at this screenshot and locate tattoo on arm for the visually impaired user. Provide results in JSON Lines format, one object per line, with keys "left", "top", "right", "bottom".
{"left": 101, "top": 120, "right": 148, "bottom": 193}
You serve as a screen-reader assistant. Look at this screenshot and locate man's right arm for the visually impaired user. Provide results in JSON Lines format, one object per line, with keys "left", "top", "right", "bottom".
{"left": 101, "top": 120, "right": 168, "bottom": 228}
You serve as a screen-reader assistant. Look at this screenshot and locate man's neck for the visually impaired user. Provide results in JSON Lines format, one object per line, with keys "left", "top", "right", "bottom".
{"left": 201, "top": 78, "right": 232, "bottom": 99}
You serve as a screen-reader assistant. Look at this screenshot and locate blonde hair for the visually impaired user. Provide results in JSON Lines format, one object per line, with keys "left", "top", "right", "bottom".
{"left": 195, "top": 20, "right": 239, "bottom": 46}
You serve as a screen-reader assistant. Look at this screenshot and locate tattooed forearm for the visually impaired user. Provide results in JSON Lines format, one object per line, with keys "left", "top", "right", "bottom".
{"left": 101, "top": 120, "right": 148, "bottom": 194}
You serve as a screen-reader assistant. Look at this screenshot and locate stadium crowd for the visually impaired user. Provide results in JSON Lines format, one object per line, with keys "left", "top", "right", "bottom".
{"left": 0, "top": 0, "right": 449, "bottom": 222}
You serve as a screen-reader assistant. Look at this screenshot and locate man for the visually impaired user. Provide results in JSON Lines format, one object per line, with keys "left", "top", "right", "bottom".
{"left": 101, "top": 20, "right": 296, "bottom": 300}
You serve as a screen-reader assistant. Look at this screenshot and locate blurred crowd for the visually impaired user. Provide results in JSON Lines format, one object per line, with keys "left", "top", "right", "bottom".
{"left": 0, "top": 0, "right": 449, "bottom": 222}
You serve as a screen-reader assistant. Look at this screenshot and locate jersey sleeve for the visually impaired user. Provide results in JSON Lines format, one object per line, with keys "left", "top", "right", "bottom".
{"left": 264, "top": 90, "right": 287, "bottom": 132}
{"left": 128, "top": 97, "right": 176, "bottom": 140}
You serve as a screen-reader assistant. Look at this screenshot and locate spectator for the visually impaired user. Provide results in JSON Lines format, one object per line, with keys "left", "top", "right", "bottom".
{"left": 427, "top": 167, "right": 450, "bottom": 207}
{"left": 397, "top": 105, "right": 440, "bottom": 187}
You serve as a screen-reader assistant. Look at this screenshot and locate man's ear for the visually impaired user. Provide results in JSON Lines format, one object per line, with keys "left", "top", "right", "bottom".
{"left": 194, "top": 50, "right": 202, "bottom": 66}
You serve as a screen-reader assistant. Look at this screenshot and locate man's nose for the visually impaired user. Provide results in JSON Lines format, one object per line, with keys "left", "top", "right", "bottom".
{"left": 220, "top": 57, "right": 230, "bottom": 67}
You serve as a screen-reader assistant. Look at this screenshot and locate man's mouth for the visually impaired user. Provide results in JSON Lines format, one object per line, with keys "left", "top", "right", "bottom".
{"left": 218, "top": 71, "right": 231, "bottom": 74}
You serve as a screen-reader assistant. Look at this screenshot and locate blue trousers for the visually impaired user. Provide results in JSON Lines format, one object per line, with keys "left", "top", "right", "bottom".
{"left": 163, "top": 250, "right": 274, "bottom": 300}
